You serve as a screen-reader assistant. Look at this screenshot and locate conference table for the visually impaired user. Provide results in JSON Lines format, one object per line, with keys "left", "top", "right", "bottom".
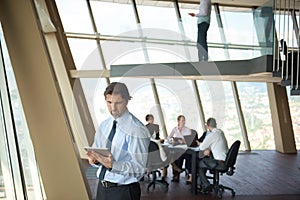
{"left": 162, "top": 143, "right": 202, "bottom": 195}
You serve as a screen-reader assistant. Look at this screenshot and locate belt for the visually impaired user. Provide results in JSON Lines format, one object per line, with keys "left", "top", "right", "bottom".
{"left": 100, "top": 180, "right": 138, "bottom": 188}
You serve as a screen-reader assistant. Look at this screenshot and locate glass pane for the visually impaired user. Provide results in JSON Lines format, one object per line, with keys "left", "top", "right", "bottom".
{"left": 180, "top": 3, "right": 222, "bottom": 44}
{"left": 0, "top": 88, "right": 16, "bottom": 200}
{"left": 275, "top": 11, "right": 298, "bottom": 48}
{"left": 137, "top": 3, "right": 180, "bottom": 40}
{"left": 79, "top": 78, "right": 108, "bottom": 131}
{"left": 253, "top": 6, "right": 274, "bottom": 54}
{"left": 1, "top": 28, "right": 44, "bottom": 199}
{"left": 123, "top": 79, "right": 158, "bottom": 126}
{"left": 55, "top": 0, "right": 94, "bottom": 33}
{"left": 228, "top": 49, "right": 262, "bottom": 60}
{"left": 68, "top": 38, "right": 103, "bottom": 70}
{"left": 155, "top": 79, "right": 201, "bottom": 135}
{"left": 148, "top": 48, "right": 187, "bottom": 63}
{"left": 197, "top": 80, "right": 243, "bottom": 148}
{"left": 287, "top": 89, "right": 300, "bottom": 149}
{"left": 220, "top": 7, "right": 259, "bottom": 45}
{"left": 237, "top": 82, "right": 274, "bottom": 150}
{"left": 209, "top": 47, "right": 229, "bottom": 61}
{"left": 80, "top": 78, "right": 161, "bottom": 136}
{"left": 100, "top": 41, "right": 146, "bottom": 67}
{"left": 90, "top": 1, "right": 138, "bottom": 36}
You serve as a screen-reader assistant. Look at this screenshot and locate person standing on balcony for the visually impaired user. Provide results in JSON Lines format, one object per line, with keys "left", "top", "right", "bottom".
{"left": 189, "top": 0, "right": 212, "bottom": 61}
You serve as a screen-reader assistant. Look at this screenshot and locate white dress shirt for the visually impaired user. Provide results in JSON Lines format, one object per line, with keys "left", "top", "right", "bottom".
{"left": 92, "top": 109, "right": 150, "bottom": 184}
{"left": 199, "top": 128, "right": 228, "bottom": 160}
{"left": 196, "top": 0, "right": 212, "bottom": 24}
{"left": 167, "top": 126, "right": 191, "bottom": 142}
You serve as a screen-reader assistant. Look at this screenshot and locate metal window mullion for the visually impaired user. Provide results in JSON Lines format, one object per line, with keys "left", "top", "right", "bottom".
{"left": 297, "top": 3, "right": 300, "bottom": 89}
{"left": 174, "top": 0, "right": 191, "bottom": 60}
{"left": 291, "top": 4, "right": 299, "bottom": 46}
{"left": 277, "top": 0, "right": 282, "bottom": 72}
{"left": 231, "top": 82, "right": 251, "bottom": 151}
{"left": 131, "top": 0, "right": 168, "bottom": 138}
{"left": 285, "top": 0, "right": 291, "bottom": 81}
{"left": 214, "top": 4, "right": 230, "bottom": 59}
{"left": 273, "top": 0, "right": 278, "bottom": 72}
{"left": 0, "top": 41, "right": 27, "bottom": 199}
{"left": 191, "top": 81, "right": 206, "bottom": 132}
{"left": 86, "top": 0, "right": 110, "bottom": 85}
{"left": 282, "top": 0, "right": 287, "bottom": 80}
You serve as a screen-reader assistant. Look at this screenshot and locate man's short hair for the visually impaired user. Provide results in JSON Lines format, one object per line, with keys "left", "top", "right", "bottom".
{"left": 145, "top": 114, "right": 154, "bottom": 121}
{"left": 206, "top": 118, "right": 217, "bottom": 128}
{"left": 104, "top": 82, "right": 132, "bottom": 100}
{"left": 177, "top": 115, "right": 185, "bottom": 121}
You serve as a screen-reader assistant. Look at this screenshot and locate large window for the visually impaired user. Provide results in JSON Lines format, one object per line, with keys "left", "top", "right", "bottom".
{"left": 55, "top": 0, "right": 94, "bottom": 33}
{"left": 197, "top": 80, "right": 243, "bottom": 148}
{"left": 55, "top": 0, "right": 279, "bottom": 151}
{"left": 287, "top": 89, "right": 300, "bottom": 149}
{"left": 237, "top": 82, "right": 274, "bottom": 149}
{"left": 137, "top": 2, "right": 180, "bottom": 40}
{"left": 90, "top": 1, "right": 138, "bottom": 36}
{"left": 0, "top": 26, "right": 44, "bottom": 199}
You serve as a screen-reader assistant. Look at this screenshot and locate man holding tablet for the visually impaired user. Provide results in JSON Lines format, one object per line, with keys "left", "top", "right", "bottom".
{"left": 86, "top": 82, "right": 150, "bottom": 200}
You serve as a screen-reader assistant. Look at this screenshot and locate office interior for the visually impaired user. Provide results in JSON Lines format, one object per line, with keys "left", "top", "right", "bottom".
{"left": 0, "top": 0, "right": 299, "bottom": 199}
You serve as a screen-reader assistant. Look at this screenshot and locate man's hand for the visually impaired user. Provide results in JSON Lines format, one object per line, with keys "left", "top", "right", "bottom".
{"left": 86, "top": 151, "right": 98, "bottom": 165}
{"left": 87, "top": 151, "right": 113, "bottom": 168}
{"left": 178, "top": 138, "right": 185, "bottom": 144}
{"left": 203, "top": 149, "right": 211, "bottom": 157}
{"left": 188, "top": 13, "right": 195, "bottom": 17}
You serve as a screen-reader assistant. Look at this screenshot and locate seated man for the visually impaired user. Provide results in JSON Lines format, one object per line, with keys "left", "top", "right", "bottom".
{"left": 197, "top": 118, "right": 229, "bottom": 192}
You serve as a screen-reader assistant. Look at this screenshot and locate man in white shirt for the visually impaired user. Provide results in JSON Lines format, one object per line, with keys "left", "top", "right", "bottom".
{"left": 198, "top": 117, "right": 228, "bottom": 192}
{"left": 87, "top": 82, "right": 150, "bottom": 200}
{"left": 189, "top": 0, "right": 212, "bottom": 61}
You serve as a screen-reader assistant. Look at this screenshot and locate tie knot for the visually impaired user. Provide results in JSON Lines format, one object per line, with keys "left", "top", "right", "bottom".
{"left": 113, "top": 120, "right": 117, "bottom": 127}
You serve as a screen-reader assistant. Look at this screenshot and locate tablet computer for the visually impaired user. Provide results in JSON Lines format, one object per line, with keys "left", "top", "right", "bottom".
{"left": 172, "top": 137, "right": 185, "bottom": 145}
{"left": 84, "top": 147, "right": 111, "bottom": 157}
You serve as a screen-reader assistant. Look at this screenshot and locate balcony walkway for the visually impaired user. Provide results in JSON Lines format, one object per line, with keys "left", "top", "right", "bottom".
{"left": 110, "top": 55, "right": 281, "bottom": 82}
{"left": 139, "top": 150, "right": 300, "bottom": 200}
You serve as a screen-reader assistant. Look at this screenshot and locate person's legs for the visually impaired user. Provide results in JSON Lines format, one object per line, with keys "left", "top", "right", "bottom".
{"left": 183, "top": 153, "right": 192, "bottom": 183}
{"left": 197, "top": 22, "right": 210, "bottom": 61}
{"left": 197, "top": 158, "right": 219, "bottom": 189}
{"left": 172, "top": 156, "right": 184, "bottom": 181}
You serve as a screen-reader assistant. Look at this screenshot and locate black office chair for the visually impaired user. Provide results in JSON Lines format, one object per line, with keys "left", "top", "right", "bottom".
{"left": 204, "top": 140, "right": 241, "bottom": 198}
{"left": 146, "top": 140, "right": 169, "bottom": 192}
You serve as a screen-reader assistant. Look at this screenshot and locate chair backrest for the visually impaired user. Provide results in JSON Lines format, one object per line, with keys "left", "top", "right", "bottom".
{"left": 224, "top": 140, "right": 241, "bottom": 168}
{"left": 184, "top": 129, "right": 198, "bottom": 147}
{"left": 147, "top": 140, "right": 166, "bottom": 171}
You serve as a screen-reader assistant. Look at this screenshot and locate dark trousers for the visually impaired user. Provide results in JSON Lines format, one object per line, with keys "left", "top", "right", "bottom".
{"left": 197, "top": 22, "right": 210, "bottom": 61}
{"left": 96, "top": 182, "right": 141, "bottom": 200}
{"left": 183, "top": 153, "right": 192, "bottom": 173}
{"left": 172, "top": 153, "right": 192, "bottom": 176}
{"left": 197, "top": 158, "right": 225, "bottom": 188}
{"left": 172, "top": 155, "right": 184, "bottom": 176}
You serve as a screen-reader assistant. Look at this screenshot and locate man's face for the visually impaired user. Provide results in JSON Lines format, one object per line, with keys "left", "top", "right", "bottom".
{"left": 148, "top": 117, "right": 154, "bottom": 124}
{"left": 178, "top": 117, "right": 186, "bottom": 127}
{"left": 105, "top": 94, "right": 128, "bottom": 118}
